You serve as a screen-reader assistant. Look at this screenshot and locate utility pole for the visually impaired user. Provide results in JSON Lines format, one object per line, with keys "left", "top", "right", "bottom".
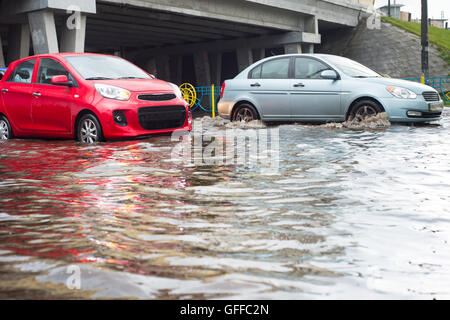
{"left": 388, "top": 0, "right": 391, "bottom": 17}
{"left": 421, "top": 0, "right": 429, "bottom": 77}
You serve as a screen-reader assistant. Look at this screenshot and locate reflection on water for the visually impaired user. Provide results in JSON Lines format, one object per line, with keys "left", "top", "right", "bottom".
{"left": 1, "top": 111, "right": 450, "bottom": 299}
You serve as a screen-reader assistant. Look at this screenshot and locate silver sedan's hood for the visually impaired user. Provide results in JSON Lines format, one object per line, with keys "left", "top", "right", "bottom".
{"left": 363, "top": 77, "right": 437, "bottom": 94}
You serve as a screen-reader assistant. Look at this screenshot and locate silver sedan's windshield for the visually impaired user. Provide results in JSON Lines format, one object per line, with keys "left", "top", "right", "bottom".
{"left": 324, "top": 55, "right": 381, "bottom": 78}
{"left": 65, "top": 55, "right": 152, "bottom": 80}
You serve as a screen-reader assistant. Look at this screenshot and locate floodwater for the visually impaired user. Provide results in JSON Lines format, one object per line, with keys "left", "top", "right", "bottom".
{"left": 0, "top": 110, "right": 450, "bottom": 299}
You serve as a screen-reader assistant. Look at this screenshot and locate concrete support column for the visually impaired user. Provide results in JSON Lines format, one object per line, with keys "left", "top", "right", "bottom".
{"left": 236, "top": 47, "right": 253, "bottom": 73}
{"left": 284, "top": 43, "right": 302, "bottom": 54}
{"left": 193, "top": 51, "right": 211, "bottom": 86}
{"left": 170, "top": 55, "right": 183, "bottom": 85}
{"left": 7, "top": 24, "right": 30, "bottom": 65}
{"left": 145, "top": 57, "right": 157, "bottom": 76}
{"left": 305, "top": 16, "right": 319, "bottom": 34}
{"left": 155, "top": 55, "right": 171, "bottom": 81}
{"left": 0, "top": 36, "right": 5, "bottom": 68}
{"left": 209, "top": 52, "right": 222, "bottom": 86}
{"left": 60, "top": 13, "right": 87, "bottom": 52}
{"left": 252, "top": 48, "right": 265, "bottom": 62}
{"left": 28, "top": 9, "right": 59, "bottom": 54}
{"left": 301, "top": 44, "right": 314, "bottom": 54}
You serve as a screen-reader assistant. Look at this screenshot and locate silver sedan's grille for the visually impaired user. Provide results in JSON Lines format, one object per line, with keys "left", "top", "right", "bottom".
{"left": 422, "top": 91, "right": 440, "bottom": 102}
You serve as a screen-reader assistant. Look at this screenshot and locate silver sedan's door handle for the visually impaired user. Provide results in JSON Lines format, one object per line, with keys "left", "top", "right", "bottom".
{"left": 293, "top": 83, "right": 305, "bottom": 87}
{"left": 250, "top": 83, "right": 261, "bottom": 87}
{"left": 32, "top": 92, "right": 41, "bottom": 97}
{"left": 1, "top": 88, "right": 8, "bottom": 92}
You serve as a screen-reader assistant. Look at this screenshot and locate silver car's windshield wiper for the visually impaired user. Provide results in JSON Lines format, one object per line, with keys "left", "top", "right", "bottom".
{"left": 85, "top": 77, "right": 115, "bottom": 80}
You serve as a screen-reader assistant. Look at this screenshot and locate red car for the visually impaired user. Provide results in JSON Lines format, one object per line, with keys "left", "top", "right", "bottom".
{"left": 0, "top": 53, "right": 192, "bottom": 143}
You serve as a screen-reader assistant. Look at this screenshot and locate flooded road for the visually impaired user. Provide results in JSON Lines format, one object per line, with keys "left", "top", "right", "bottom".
{"left": 1, "top": 110, "right": 450, "bottom": 299}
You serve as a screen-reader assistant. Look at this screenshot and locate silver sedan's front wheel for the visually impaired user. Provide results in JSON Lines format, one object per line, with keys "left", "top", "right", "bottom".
{"left": 348, "top": 100, "right": 383, "bottom": 122}
{"left": 77, "top": 114, "right": 103, "bottom": 143}
{"left": 0, "top": 116, "right": 13, "bottom": 140}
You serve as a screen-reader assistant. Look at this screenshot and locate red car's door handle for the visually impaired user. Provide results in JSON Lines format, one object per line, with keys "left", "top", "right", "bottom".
{"left": 32, "top": 92, "right": 41, "bottom": 97}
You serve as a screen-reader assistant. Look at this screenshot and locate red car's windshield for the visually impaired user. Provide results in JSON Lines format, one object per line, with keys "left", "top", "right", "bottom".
{"left": 64, "top": 55, "right": 152, "bottom": 80}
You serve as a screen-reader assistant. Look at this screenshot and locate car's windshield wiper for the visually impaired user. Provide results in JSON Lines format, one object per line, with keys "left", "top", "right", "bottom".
{"left": 85, "top": 77, "right": 115, "bottom": 80}
{"left": 116, "top": 76, "right": 147, "bottom": 79}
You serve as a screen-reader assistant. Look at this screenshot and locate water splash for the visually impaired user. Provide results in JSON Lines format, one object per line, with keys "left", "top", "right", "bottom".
{"left": 194, "top": 116, "right": 266, "bottom": 129}
{"left": 321, "top": 112, "right": 391, "bottom": 130}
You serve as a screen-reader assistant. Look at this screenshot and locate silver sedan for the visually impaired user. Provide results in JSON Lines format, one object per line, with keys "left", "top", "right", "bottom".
{"left": 218, "top": 54, "right": 444, "bottom": 123}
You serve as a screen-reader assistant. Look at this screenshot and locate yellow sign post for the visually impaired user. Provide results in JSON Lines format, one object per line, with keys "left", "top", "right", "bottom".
{"left": 420, "top": 74, "right": 425, "bottom": 84}
{"left": 211, "top": 84, "right": 215, "bottom": 118}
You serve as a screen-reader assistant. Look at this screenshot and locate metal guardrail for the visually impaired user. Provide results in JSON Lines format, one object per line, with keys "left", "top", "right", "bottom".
{"left": 192, "top": 86, "right": 221, "bottom": 114}
{"left": 403, "top": 76, "right": 450, "bottom": 103}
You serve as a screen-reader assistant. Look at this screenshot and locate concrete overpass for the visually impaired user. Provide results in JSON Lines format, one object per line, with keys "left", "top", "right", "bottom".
{"left": 0, "top": 0, "right": 373, "bottom": 85}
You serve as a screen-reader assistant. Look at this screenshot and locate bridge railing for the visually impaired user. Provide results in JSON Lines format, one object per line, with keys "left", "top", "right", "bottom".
{"left": 403, "top": 76, "right": 450, "bottom": 103}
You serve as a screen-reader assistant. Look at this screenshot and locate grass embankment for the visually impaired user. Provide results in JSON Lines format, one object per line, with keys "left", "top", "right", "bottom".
{"left": 381, "top": 17, "right": 450, "bottom": 69}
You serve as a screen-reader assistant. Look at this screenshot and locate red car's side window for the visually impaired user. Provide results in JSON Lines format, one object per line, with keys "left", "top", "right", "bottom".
{"left": 37, "top": 58, "right": 71, "bottom": 85}
{"left": 7, "top": 59, "right": 36, "bottom": 84}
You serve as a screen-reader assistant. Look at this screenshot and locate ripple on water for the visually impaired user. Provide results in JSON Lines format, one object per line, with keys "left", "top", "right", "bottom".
{"left": 0, "top": 111, "right": 450, "bottom": 298}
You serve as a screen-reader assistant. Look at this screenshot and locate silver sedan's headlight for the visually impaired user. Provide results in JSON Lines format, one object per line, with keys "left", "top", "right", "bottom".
{"left": 386, "top": 86, "right": 417, "bottom": 99}
{"left": 95, "top": 83, "right": 131, "bottom": 101}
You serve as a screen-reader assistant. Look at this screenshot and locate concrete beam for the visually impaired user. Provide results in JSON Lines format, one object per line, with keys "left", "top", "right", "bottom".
{"left": 243, "top": 0, "right": 370, "bottom": 27}
{"left": 7, "top": 24, "right": 30, "bottom": 64}
{"left": 86, "top": 25, "right": 186, "bottom": 44}
{"left": 28, "top": 9, "right": 59, "bottom": 54}
{"left": 87, "top": 19, "right": 206, "bottom": 43}
{"left": 92, "top": 13, "right": 232, "bottom": 40}
{"left": 60, "top": 13, "right": 86, "bottom": 52}
{"left": 131, "top": 31, "right": 321, "bottom": 60}
{"left": 236, "top": 47, "right": 253, "bottom": 73}
{"left": 2, "top": 0, "right": 96, "bottom": 15}
{"left": 193, "top": 51, "right": 212, "bottom": 86}
{"left": 102, "top": 0, "right": 305, "bottom": 31}
{"left": 96, "top": 3, "right": 274, "bottom": 36}
{"left": 96, "top": 6, "right": 255, "bottom": 38}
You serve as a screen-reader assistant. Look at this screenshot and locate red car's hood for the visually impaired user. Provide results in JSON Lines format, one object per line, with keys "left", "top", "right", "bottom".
{"left": 92, "top": 79, "right": 175, "bottom": 92}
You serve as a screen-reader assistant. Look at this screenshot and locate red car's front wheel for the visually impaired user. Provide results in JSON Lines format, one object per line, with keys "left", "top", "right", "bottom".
{"left": 77, "top": 114, "right": 104, "bottom": 144}
{"left": 0, "top": 115, "right": 13, "bottom": 140}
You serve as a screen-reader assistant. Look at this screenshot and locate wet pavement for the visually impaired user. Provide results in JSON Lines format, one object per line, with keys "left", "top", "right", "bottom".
{"left": 1, "top": 110, "right": 450, "bottom": 299}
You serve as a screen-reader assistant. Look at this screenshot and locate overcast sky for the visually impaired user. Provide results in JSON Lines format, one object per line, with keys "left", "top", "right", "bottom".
{"left": 375, "top": 0, "right": 450, "bottom": 20}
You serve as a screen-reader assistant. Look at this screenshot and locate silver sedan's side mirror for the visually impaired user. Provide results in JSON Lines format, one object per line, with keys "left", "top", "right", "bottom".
{"left": 320, "top": 70, "right": 339, "bottom": 80}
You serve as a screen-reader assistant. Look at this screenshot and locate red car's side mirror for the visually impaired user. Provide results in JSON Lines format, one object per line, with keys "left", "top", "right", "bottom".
{"left": 51, "top": 75, "right": 72, "bottom": 86}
